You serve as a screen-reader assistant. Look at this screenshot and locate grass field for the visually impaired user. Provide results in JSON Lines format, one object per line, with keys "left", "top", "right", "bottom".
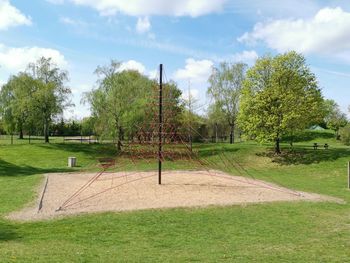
{"left": 0, "top": 130, "right": 350, "bottom": 262}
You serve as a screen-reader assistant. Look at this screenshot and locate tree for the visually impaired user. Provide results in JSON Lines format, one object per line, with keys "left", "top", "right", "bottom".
{"left": 339, "top": 124, "right": 350, "bottom": 145}
{"left": 180, "top": 84, "right": 202, "bottom": 148}
{"left": 238, "top": 52, "right": 324, "bottom": 154}
{"left": 208, "top": 62, "right": 246, "bottom": 144}
{"left": 84, "top": 60, "right": 153, "bottom": 150}
{"left": 0, "top": 73, "right": 36, "bottom": 139}
{"left": 81, "top": 117, "right": 96, "bottom": 136}
{"left": 26, "top": 57, "right": 72, "bottom": 143}
{"left": 323, "top": 99, "right": 348, "bottom": 138}
{"left": 206, "top": 103, "right": 228, "bottom": 142}
{"left": 0, "top": 83, "right": 16, "bottom": 138}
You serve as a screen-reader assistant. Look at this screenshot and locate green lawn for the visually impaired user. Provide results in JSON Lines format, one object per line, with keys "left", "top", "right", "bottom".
{"left": 0, "top": 130, "right": 350, "bottom": 262}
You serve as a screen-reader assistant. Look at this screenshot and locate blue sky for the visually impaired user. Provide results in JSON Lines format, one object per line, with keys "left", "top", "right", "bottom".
{"left": 0, "top": 0, "right": 350, "bottom": 118}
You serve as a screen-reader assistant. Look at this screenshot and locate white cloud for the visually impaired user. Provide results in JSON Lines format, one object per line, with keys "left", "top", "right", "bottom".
{"left": 60, "top": 16, "right": 88, "bottom": 27}
{"left": 46, "top": 0, "right": 65, "bottom": 4}
{"left": 0, "top": 44, "right": 68, "bottom": 72}
{"left": 181, "top": 88, "right": 199, "bottom": 101}
{"left": 225, "top": 0, "right": 320, "bottom": 19}
{"left": 136, "top": 16, "right": 151, "bottom": 34}
{"left": 148, "top": 69, "right": 157, "bottom": 79}
{"left": 0, "top": 0, "right": 31, "bottom": 30}
{"left": 71, "top": 83, "right": 91, "bottom": 95}
{"left": 119, "top": 60, "right": 146, "bottom": 74}
{"left": 64, "top": 0, "right": 227, "bottom": 17}
{"left": 238, "top": 7, "right": 350, "bottom": 58}
{"left": 116, "top": 60, "right": 158, "bottom": 79}
{"left": 231, "top": 50, "right": 258, "bottom": 64}
{"left": 174, "top": 58, "right": 213, "bottom": 83}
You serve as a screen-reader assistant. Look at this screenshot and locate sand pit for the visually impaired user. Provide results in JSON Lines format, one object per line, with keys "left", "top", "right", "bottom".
{"left": 8, "top": 170, "right": 342, "bottom": 221}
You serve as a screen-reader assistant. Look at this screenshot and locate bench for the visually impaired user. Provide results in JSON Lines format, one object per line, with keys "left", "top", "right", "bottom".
{"left": 313, "top": 143, "right": 329, "bottom": 150}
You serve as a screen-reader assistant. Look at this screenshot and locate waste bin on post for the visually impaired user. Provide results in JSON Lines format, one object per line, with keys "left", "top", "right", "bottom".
{"left": 68, "top": 157, "right": 76, "bottom": 167}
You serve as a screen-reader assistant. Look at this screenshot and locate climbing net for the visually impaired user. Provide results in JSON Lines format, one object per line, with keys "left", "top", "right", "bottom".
{"left": 56, "top": 65, "right": 301, "bottom": 212}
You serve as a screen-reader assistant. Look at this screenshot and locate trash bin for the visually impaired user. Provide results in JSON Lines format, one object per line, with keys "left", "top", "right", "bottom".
{"left": 68, "top": 157, "right": 76, "bottom": 167}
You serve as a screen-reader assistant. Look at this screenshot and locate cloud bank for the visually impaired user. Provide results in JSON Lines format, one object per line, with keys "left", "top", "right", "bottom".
{"left": 0, "top": 44, "right": 67, "bottom": 72}
{"left": 0, "top": 0, "right": 31, "bottom": 30}
{"left": 55, "top": 0, "right": 227, "bottom": 17}
{"left": 239, "top": 7, "right": 350, "bottom": 60}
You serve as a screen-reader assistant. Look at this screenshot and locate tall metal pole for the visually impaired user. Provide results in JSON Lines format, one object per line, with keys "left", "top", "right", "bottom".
{"left": 158, "top": 64, "right": 163, "bottom": 185}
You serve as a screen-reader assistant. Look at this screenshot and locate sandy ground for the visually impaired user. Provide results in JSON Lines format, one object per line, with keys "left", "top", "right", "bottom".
{"left": 7, "top": 170, "right": 343, "bottom": 221}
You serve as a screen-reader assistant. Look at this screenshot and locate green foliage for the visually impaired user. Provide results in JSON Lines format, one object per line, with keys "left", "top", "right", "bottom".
{"left": 323, "top": 99, "right": 348, "bottom": 136}
{"left": 27, "top": 57, "right": 72, "bottom": 142}
{"left": 85, "top": 61, "right": 183, "bottom": 149}
{"left": 339, "top": 124, "right": 350, "bottom": 145}
{"left": 180, "top": 87, "right": 205, "bottom": 141}
{"left": 0, "top": 73, "right": 33, "bottom": 136}
{"left": 238, "top": 51, "right": 324, "bottom": 153}
{"left": 158, "top": 80, "right": 183, "bottom": 131}
{"left": 0, "top": 119, "right": 5, "bottom": 134}
{"left": 0, "top": 57, "right": 72, "bottom": 142}
{"left": 206, "top": 103, "right": 231, "bottom": 140}
{"left": 84, "top": 61, "right": 154, "bottom": 147}
{"left": 81, "top": 116, "right": 96, "bottom": 136}
{"left": 208, "top": 62, "right": 246, "bottom": 143}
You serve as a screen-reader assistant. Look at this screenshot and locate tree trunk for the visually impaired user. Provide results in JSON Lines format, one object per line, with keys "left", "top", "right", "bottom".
{"left": 229, "top": 124, "right": 235, "bottom": 144}
{"left": 215, "top": 123, "right": 218, "bottom": 143}
{"left": 275, "top": 138, "right": 281, "bottom": 154}
{"left": 117, "top": 126, "right": 122, "bottom": 151}
{"left": 336, "top": 130, "right": 340, "bottom": 140}
{"left": 19, "top": 128, "right": 24, "bottom": 139}
{"left": 44, "top": 121, "right": 49, "bottom": 143}
{"left": 189, "top": 134, "right": 193, "bottom": 152}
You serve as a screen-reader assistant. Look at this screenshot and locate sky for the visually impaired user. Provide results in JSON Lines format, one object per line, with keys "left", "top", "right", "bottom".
{"left": 0, "top": 0, "right": 350, "bottom": 119}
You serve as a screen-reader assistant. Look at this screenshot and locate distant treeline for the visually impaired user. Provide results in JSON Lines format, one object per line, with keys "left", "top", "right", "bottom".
{"left": 1, "top": 52, "right": 349, "bottom": 153}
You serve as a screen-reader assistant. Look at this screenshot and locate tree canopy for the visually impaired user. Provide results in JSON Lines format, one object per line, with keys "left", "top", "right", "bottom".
{"left": 84, "top": 60, "right": 155, "bottom": 149}
{"left": 238, "top": 51, "right": 324, "bottom": 153}
{"left": 323, "top": 99, "right": 348, "bottom": 137}
{"left": 208, "top": 62, "right": 246, "bottom": 143}
{"left": 0, "top": 57, "right": 72, "bottom": 142}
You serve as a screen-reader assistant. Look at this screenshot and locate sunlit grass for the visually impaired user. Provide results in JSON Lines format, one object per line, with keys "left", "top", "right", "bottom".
{"left": 0, "top": 130, "right": 349, "bottom": 262}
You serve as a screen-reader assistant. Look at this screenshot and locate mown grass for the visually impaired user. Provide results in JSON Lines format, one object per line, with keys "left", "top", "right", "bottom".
{"left": 0, "top": 130, "right": 350, "bottom": 262}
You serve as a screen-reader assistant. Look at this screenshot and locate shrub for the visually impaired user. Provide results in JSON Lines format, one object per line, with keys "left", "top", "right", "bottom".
{"left": 339, "top": 125, "right": 350, "bottom": 145}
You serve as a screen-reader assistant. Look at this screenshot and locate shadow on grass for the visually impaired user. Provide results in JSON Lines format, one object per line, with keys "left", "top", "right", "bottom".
{"left": 0, "top": 221, "right": 20, "bottom": 242}
{"left": 37, "top": 143, "right": 118, "bottom": 158}
{"left": 282, "top": 130, "right": 335, "bottom": 143}
{"left": 198, "top": 147, "right": 239, "bottom": 159}
{"left": 0, "top": 159, "right": 68, "bottom": 177}
{"left": 258, "top": 147, "right": 350, "bottom": 165}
